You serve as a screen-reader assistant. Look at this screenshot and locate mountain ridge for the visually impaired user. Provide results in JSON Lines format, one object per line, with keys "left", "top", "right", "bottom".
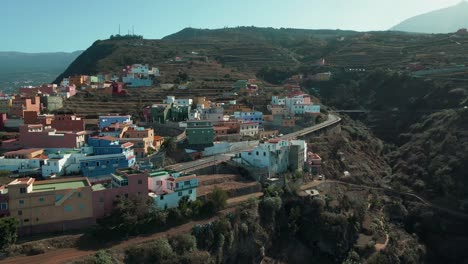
{"left": 391, "top": 1, "right": 468, "bottom": 33}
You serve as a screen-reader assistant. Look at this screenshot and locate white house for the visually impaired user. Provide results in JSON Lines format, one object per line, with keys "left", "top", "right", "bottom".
{"left": 240, "top": 122, "right": 259, "bottom": 137}
{"left": 234, "top": 139, "right": 307, "bottom": 177}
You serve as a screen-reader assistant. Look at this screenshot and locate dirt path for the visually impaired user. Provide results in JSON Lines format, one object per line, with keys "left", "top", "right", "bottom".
{"left": 0, "top": 193, "right": 261, "bottom": 264}
{"left": 375, "top": 233, "right": 389, "bottom": 251}
{"left": 0, "top": 218, "right": 218, "bottom": 264}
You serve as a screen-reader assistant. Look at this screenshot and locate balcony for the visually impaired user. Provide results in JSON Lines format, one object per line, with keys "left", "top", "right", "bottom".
{"left": 174, "top": 181, "right": 199, "bottom": 191}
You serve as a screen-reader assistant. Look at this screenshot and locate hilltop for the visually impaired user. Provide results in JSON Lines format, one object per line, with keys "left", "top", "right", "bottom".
{"left": 391, "top": 1, "right": 468, "bottom": 33}
{"left": 55, "top": 26, "right": 468, "bottom": 86}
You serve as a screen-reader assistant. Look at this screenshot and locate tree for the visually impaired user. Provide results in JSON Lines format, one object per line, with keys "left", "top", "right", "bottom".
{"left": 94, "top": 250, "right": 114, "bottom": 264}
{"left": 95, "top": 195, "right": 156, "bottom": 238}
{"left": 206, "top": 187, "right": 228, "bottom": 213}
{"left": 161, "top": 137, "right": 177, "bottom": 154}
{"left": 170, "top": 234, "right": 197, "bottom": 254}
{"left": 0, "top": 217, "right": 19, "bottom": 249}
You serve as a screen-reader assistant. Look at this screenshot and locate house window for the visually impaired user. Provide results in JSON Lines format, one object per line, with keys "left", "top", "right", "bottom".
{"left": 64, "top": 205, "right": 73, "bottom": 212}
{"left": 138, "top": 179, "right": 142, "bottom": 184}
{"left": 256, "top": 151, "right": 259, "bottom": 156}
{"left": 189, "top": 190, "right": 193, "bottom": 194}
{"left": 184, "top": 180, "right": 190, "bottom": 186}
{"left": 38, "top": 197, "right": 45, "bottom": 202}
{"left": 18, "top": 210, "right": 22, "bottom": 216}
{"left": 160, "top": 195, "right": 164, "bottom": 200}
{"left": 96, "top": 162, "right": 100, "bottom": 167}
{"left": 20, "top": 187, "right": 26, "bottom": 194}
{"left": 55, "top": 194, "right": 64, "bottom": 202}
{"left": 77, "top": 192, "right": 81, "bottom": 198}
{"left": 19, "top": 200, "right": 24, "bottom": 205}
{"left": 0, "top": 203, "right": 7, "bottom": 210}
{"left": 79, "top": 204, "right": 84, "bottom": 211}
{"left": 264, "top": 152, "right": 266, "bottom": 156}
{"left": 178, "top": 192, "right": 182, "bottom": 197}
{"left": 157, "top": 181, "right": 162, "bottom": 186}
{"left": 23, "top": 219, "right": 29, "bottom": 223}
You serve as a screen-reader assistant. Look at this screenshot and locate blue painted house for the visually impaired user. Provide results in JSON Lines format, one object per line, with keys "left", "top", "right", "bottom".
{"left": 80, "top": 136, "right": 136, "bottom": 178}
{"left": 234, "top": 111, "right": 263, "bottom": 126}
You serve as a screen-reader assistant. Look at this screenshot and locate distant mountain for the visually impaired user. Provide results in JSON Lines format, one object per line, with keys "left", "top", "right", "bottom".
{"left": 0, "top": 51, "right": 82, "bottom": 92}
{"left": 391, "top": 1, "right": 468, "bottom": 33}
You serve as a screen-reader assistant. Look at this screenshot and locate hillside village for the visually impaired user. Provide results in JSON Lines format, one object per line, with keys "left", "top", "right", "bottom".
{"left": 1, "top": 26, "right": 468, "bottom": 263}
{"left": 0, "top": 60, "right": 328, "bottom": 236}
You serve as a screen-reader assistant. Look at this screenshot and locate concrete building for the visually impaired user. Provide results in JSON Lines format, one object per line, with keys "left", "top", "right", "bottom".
{"left": 0, "top": 186, "right": 9, "bottom": 217}
{"left": 120, "top": 126, "right": 155, "bottom": 158}
{"left": 1, "top": 124, "right": 86, "bottom": 150}
{"left": 234, "top": 139, "right": 307, "bottom": 177}
{"left": 0, "top": 149, "right": 46, "bottom": 175}
{"left": 92, "top": 168, "right": 148, "bottom": 219}
{"left": 270, "top": 94, "right": 320, "bottom": 116}
{"left": 51, "top": 115, "right": 85, "bottom": 132}
{"left": 81, "top": 137, "right": 136, "bottom": 178}
{"left": 6, "top": 177, "right": 94, "bottom": 235}
{"left": 239, "top": 122, "right": 259, "bottom": 138}
{"left": 98, "top": 115, "right": 132, "bottom": 130}
{"left": 147, "top": 170, "right": 198, "bottom": 209}
{"left": 0, "top": 96, "right": 13, "bottom": 114}
{"left": 185, "top": 121, "right": 214, "bottom": 145}
{"left": 149, "top": 104, "right": 171, "bottom": 124}
{"left": 10, "top": 96, "right": 40, "bottom": 118}
{"left": 41, "top": 95, "right": 63, "bottom": 112}
{"left": 234, "top": 111, "right": 263, "bottom": 126}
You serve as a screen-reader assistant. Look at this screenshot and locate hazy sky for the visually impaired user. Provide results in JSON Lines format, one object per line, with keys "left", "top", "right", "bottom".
{"left": 0, "top": 0, "right": 462, "bottom": 52}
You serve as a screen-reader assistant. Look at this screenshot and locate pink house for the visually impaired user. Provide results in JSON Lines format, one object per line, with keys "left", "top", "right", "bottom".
{"left": 2, "top": 124, "right": 86, "bottom": 150}
{"left": 92, "top": 168, "right": 148, "bottom": 219}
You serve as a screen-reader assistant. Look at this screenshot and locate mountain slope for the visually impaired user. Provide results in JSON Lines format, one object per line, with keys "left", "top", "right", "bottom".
{"left": 391, "top": 1, "right": 468, "bottom": 33}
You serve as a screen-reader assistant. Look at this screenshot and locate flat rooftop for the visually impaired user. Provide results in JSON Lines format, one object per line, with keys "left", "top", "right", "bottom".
{"left": 91, "top": 183, "right": 107, "bottom": 191}
{"left": 32, "top": 179, "right": 89, "bottom": 192}
{"left": 149, "top": 170, "right": 170, "bottom": 177}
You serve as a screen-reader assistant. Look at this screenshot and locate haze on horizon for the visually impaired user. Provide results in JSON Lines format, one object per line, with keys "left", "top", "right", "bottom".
{"left": 0, "top": 0, "right": 463, "bottom": 53}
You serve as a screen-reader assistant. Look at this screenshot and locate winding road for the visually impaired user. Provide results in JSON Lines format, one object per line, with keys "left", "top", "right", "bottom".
{"left": 167, "top": 114, "right": 342, "bottom": 172}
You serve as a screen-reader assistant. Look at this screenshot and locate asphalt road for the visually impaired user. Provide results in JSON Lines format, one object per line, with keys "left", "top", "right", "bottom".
{"left": 167, "top": 114, "right": 341, "bottom": 172}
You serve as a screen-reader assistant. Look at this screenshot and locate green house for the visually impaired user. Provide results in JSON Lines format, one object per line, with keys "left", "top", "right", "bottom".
{"left": 186, "top": 121, "right": 214, "bottom": 145}
{"left": 151, "top": 104, "right": 171, "bottom": 124}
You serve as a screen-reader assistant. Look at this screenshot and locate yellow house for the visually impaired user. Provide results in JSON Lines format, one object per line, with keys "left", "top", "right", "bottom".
{"left": 7, "top": 177, "right": 94, "bottom": 235}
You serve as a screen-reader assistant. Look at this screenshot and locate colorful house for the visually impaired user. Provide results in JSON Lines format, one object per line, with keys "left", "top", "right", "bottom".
{"left": 150, "top": 104, "right": 171, "bottom": 124}
{"left": 6, "top": 177, "right": 94, "bottom": 236}
{"left": 147, "top": 170, "right": 198, "bottom": 209}
{"left": 10, "top": 96, "right": 40, "bottom": 118}
{"left": 92, "top": 168, "right": 148, "bottom": 219}
{"left": 51, "top": 114, "right": 85, "bottom": 132}
{"left": 98, "top": 115, "right": 132, "bottom": 130}
{"left": 185, "top": 121, "right": 214, "bottom": 145}
{"left": 80, "top": 137, "right": 136, "bottom": 178}
{"left": 0, "top": 149, "right": 46, "bottom": 175}
{"left": 234, "top": 111, "right": 263, "bottom": 126}
{"left": 120, "top": 126, "right": 155, "bottom": 158}
{"left": 1, "top": 124, "right": 86, "bottom": 150}
{"left": 234, "top": 139, "right": 307, "bottom": 178}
